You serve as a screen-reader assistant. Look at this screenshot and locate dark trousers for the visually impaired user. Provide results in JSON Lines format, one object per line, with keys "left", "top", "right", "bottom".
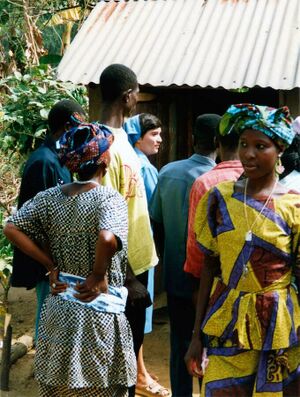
{"left": 167, "top": 294, "right": 201, "bottom": 397}
{"left": 126, "top": 271, "right": 148, "bottom": 397}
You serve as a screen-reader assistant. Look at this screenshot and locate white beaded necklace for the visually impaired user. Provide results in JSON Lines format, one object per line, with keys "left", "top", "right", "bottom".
{"left": 242, "top": 177, "right": 278, "bottom": 276}
{"left": 243, "top": 178, "right": 278, "bottom": 242}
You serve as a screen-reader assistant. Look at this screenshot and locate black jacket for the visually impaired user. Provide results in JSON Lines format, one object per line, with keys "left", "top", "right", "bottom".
{"left": 11, "top": 136, "right": 71, "bottom": 288}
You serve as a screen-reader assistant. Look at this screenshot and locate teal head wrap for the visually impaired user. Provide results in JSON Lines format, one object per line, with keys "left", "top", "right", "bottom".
{"left": 219, "top": 104, "right": 295, "bottom": 148}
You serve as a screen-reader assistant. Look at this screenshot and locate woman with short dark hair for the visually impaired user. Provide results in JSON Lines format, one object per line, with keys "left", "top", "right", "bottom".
{"left": 124, "top": 114, "right": 170, "bottom": 396}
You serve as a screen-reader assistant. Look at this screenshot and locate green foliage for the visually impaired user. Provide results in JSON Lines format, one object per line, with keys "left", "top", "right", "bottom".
{"left": 0, "top": 1, "right": 96, "bottom": 75}
{"left": 0, "top": 207, "right": 12, "bottom": 305}
{"left": 40, "top": 54, "right": 63, "bottom": 67}
{"left": 0, "top": 64, "right": 88, "bottom": 155}
{"left": 0, "top": 0, "right": 93, "bottom": 309}
{"left": 0, "top": 209, "right": 12, "bottom": 259}
{"left": 0, "top": 258, "right": 12, "bottom": 292}
{"left": 229, "top": 87, "right": 250, "bottom": 93}
{"left": 0, "top": 256, "right": 12, "bottom": 307}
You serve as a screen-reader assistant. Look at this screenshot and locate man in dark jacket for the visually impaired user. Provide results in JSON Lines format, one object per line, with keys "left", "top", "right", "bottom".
{"left": 12, "top": 99, "right": 86, "bottom": 338}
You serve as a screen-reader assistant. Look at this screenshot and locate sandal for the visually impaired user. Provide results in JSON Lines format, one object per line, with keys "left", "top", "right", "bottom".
{"left": 136, "top": 381, "right": 170, "bottom": 397}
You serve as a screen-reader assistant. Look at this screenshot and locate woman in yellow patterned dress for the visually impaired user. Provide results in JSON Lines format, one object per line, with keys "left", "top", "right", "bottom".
{"left": 185, "top": 104, "right": 300, "bottom": 396}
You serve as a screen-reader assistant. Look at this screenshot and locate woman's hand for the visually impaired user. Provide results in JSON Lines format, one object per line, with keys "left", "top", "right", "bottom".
{"left": 184, "top": 337, "right": 204, "bottom": 378}
{"left": 49, "top": 268, "right": 67, "bottom": 295}
{"left": 185, "top": 256, "right": 217, "bottom": 378}
{"left": 125, "top": 265, "right": 152, "bottom": 309}
{"left": 125, "top": 276, "right": 152, "bottom": 309}
{"left": 73, "top": 273, "right": 108, "bottom": 302}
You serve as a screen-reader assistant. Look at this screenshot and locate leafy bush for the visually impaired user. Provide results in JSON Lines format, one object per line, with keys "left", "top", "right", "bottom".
{"left": 0, "top": 65, "right": 88, "bottom": 303}
{"left": 0, "top": 149, "right": 22, "bottom": 267}
{"left": 0, "top": 64, "right": 88, "bottom": 155}
{"left": 0, "top": 206, "right": 13, "bottom": 306}
{"left": 0, "top": 209, "right": 12, "bottom": 259}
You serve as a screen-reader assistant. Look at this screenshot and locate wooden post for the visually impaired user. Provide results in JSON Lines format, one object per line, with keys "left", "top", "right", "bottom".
{"left": 168, "top": 101, "right": 177, "bottom": 163}
{"left": 0, "top": 324, "right": 12, "bottom": 391}
{"left": 279, "top": 88, "right": 300, "bottom": 117}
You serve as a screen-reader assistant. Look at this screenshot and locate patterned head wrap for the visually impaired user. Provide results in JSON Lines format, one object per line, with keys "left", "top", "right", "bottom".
{"left": 59, "top": 123, "right": 113, "bottom": 173}
{"left": 219, "top": 104, "right": 295, "bottom": 148}
{"left": 123, "top": 115, "right": 141, "bottom": 146}
{"left": 69, "top": 112, "right": 86, "bottom": 127}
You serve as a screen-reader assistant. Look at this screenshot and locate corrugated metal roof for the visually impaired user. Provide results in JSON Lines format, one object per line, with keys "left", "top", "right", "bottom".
{"left": 57, "top": 0, "right": 300, "bottom": 89}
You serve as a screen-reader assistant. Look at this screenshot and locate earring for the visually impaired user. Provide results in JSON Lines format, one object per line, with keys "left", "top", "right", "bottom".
{"left": 275, "top": 154, "right": 285, "bottom": 175}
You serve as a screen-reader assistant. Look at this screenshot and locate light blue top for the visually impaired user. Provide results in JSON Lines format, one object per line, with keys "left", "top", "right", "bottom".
{"left": 134, "top": 147, "right": 157, "bottom": 333}
{"left": 134, "top": 148, "right": 158, "bottom": 206}
{"left": 150, "top": 154, "right": 216, "bottom": 298}
{"left": 123, "top": 117, "right": 158, "bottom": 332}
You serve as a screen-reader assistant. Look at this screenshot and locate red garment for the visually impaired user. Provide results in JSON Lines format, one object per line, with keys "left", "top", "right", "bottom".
{"left": 184, "top": 160, "right": 243, "bottom": 278}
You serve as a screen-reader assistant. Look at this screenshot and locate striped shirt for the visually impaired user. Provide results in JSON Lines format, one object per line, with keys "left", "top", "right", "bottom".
{"left": 184, "top": 160, "right": 243, "bottom": 278}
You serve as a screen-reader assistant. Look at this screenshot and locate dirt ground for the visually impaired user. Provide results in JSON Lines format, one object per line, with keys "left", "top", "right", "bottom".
{"left": 0, "top": 287, "right": 200, "bottom": 397}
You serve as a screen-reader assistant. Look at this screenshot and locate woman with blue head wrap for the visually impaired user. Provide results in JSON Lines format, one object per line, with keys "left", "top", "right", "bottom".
{"left": 124, "top": 113, "right": 162, "bottom": 203}
{"left": 124, "top": 114, "right": 169, "bottom": 397}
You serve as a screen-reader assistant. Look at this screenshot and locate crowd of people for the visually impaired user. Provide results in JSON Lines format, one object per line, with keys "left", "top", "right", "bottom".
{"left": 3, "top": 63, "right": 300, "bottom": 397}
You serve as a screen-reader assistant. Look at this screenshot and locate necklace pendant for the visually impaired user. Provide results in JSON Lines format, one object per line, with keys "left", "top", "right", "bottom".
{"left": 243, "top": 264, "right": 249, "bottom": 277}
{"left": 245, "top": 230, "right": 252, "bottom": 242}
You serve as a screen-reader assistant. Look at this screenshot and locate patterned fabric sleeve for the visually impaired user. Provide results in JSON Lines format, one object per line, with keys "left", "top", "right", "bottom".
{"left": 97, "top": 190, "right": 128, "bottom": 251}
{"left": 185, "top": 178, "right": 207, "bottom": 277}
{"left": 7, "top": 191, "right": 48, "bottom": 244}
{"left": 292, "top": 200, "right": 300, "bottom": 280}
{"left": 194, "top": 187, "right": 220, "bottom": 257}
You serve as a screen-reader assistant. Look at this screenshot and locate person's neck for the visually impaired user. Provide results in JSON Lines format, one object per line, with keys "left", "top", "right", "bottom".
{"left": 44, "top": 134, "right": 57, "bottom": 150}
{"left": 194, "top": 149, "right": 216, "bottom": 161}
{"left": 99, "top": 103, "right": 125, "bottom": 128}
{"left": 246, "top": 173, "right": 278, "bottom": 196}
{"left": 219, "top": 149, "right": 239, "bottom": 162}
{"left": 134, "top": 145, "right": 143, "bottom": 154}
{"left": 61, "top": 174, "right": 104, "bottom": 197}
{"left": 77, "top": 176, "right": 102, "bottom": 185}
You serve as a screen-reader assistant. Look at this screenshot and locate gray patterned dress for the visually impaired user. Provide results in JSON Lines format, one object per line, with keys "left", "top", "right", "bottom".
{"left": 9, "top": 185, "right": 136, "bottom": 397}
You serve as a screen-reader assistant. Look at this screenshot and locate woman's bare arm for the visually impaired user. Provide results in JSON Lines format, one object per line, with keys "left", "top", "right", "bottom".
{"left": 4, "top": 223, "right": 54, "bottom": 272}
{"left": 184, "top": 255, "right": 220, "bottom": 377}
{"left": 4, "top": 222, "right": 67, "bottom": 294}
{"left": 74, "top": 229, "right": 119, "bottom": 302}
